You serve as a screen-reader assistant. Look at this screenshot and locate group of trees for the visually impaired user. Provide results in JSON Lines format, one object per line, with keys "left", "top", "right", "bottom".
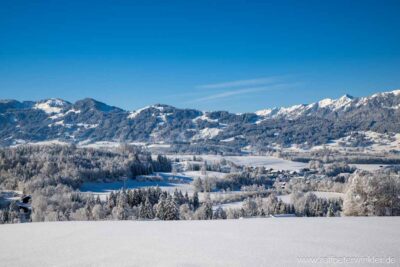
{"left": 214, "top": 167, "right": 275, "bottom": 191}
{"left": 308, "top": 160, "right": 355, "bottom": 177}
{"left": 0, "top": 145, "right": 171, "bottom": 192}
{"left": 26, "top": 187, "right": 234, "bottom": 222}
{"left": 229, "top": 194, "right": 294, "bottom": 218}
{"left": 67, "top": 188, "right": 195, "bottom": 221}
{"left": 224, "top": 192, "right": 342, "bottom": 219}
{"left": 0, "top": 145, "right": 172, "bottom": 223}
{"left": 343, "top": 169, "right": 400, "bottom": 216}
{"left": 0, "top": 201, "right": 23, "bottom": 223}
{"left": 291, "top": 192, "right": 342, "bottom": 217}
{"left": 183, "top": 158, "right": 231, "bottom": 173}
{"left": 285, "top": 177, "right": 346, "bottom": 194}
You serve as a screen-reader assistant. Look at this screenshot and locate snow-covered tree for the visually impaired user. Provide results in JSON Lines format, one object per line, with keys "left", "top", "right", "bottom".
{"left": 242, "top": 198, "right": 258, "bottom": 217}
{"left": 163, "top": 195, "right": 179, "bottom": 220}
{"left": 155, "top": 194, "right": 167, "bottom": 219}
{"left": 92, "top": 204, "right": 105, "bottom": 220}
{"left": 139, "top": 197, "right": 154, "bottom": 219}
{"left": 194, "top": 201, "right": 213, "bottom": 220}
{"left": 179, "top": 204, "right": 193, "bottom": 220}
{"left": 193, "top": 178, "right": 203, "bottom": 192}
{"left": 191, "top": 191, "right": 200, "bottom": 210}
{"left": 344, "top": 170, "right": 400, "bottom": 216}
{"left": 213, "top": 206, "right": 227, "bottom": 219}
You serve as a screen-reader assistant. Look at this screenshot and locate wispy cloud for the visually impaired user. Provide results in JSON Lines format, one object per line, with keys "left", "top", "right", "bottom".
{"left": 186, "top": 84, "right": 292, "bottom": 103}
{"left": 196, "top": 76, "right": 282, "bottom": 89}
{"left": 179, "top": 75, "right": 298, "bottom": 104}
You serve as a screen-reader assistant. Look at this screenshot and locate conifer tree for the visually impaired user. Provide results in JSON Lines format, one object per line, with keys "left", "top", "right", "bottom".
{"left": 156, "top": 194, "right": 167, "bottom": 220}
{"left": 164, "top": 195, "right": 179, "bottom": 220}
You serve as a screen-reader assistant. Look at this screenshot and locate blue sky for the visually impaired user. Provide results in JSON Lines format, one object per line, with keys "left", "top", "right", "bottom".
{"left": 1, "top": 0, "right": 400, "bottom": 112}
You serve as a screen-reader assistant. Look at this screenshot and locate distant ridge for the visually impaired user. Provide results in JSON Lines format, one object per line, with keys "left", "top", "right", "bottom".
{"left": 1, "top": 89, "right": 400, "bottom": 152}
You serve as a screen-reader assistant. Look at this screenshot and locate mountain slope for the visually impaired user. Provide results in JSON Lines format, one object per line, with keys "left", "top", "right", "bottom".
{"left": 1, "top": 90, "right": 400, "bottom": 152}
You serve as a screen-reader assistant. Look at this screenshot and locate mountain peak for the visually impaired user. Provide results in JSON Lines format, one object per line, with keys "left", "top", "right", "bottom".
{"left": 74, "top": 98, "right": 122, "bottom": 112}
{"left": 340, "top": 94, "right": 354, "bottom": 100}
{"left": 390, "top": 89, "right": 400, "bottom": 95}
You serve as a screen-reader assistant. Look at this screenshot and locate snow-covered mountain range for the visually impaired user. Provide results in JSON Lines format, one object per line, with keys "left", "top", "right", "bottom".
{"left": 256, "top": 90, "right": 400, "bottom": 120}
{"left": 1, "top": 89, "right": 400, "bottom": 152}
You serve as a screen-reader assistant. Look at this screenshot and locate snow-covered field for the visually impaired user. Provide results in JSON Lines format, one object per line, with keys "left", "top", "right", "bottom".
{"left": 213, "top": 200, "right": 244, "bottom": 210}
{"left": 168, "top": 155, "right": 308, "bottom": 171}
{"left": 182, "top": 170, "right": 228, "bottom": 179}
{"left": 278, "top": 191, "right": 345, "bottom": 204}
{"left": 350, "top": 164, "right": 391, "bottom": 172}
{"left": 1, "top": 217, "right": 399, "bottom": 267}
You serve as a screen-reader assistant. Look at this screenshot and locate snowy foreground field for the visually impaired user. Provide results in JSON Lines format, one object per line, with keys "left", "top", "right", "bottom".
{"left": 1, "top": 217, "right": 399, "bottom": 267}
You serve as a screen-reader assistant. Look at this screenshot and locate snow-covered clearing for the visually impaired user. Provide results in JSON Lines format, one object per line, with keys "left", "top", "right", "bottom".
{"left": 350, "top": 164, "right": 393, "bottom": 171}
{"left": 182, "top": 170, "right": 228, "bottom": 179}
{"left": 0, "top": 217, "right": 399, "bottom": 267}
{"left": 192, "top": 128, "right": 222, "bottom": 140}
{"left": 278, "top": 191, "right": 345, "bottom": 204}
{"left": 213, "top": 200, "right": 243, "bottom": 210}
{"left": 168, "top": 155, "right": 308, "bottom": 170}
{"left": 33, "top": 99, "right": 66, "bottom": 114}
{"left": 11, "top": 139, "right": 70, "bottom": 147}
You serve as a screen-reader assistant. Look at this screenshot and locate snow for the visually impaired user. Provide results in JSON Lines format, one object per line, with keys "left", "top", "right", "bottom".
{"left": 255, "top": 104, "right": 310, "bottom": 120}
{"left": 147, "top": 143, "right": 171, "bottom": 148}
{"left": 182, "top": 170, "right": 227, "bottom": 179}
{"left": 316, "top": 95, "right": 353, "bottom": 110}
{"left": 168, "top": 155, "right": 307, "bottom": 171}
{"left": 76, "top": 123, "right": 98, "bottom": 129}
{"left": 192, "top": 128, "right": 222, "bottom": 140}
{"left": 350, "top": 164, "right": 390, "bottom": 172}
{"left": 192, "top": 113, "right": 219, "bottom": 123}
{"left": 78, "top": 141, "right": 170, "bottom": 150}
{"left": 127, "top": 106, "right": 150, "bottom": 119}
{"left": 221, "top": 137, "right": 235, "bottom": 142}
{"left": 48, "top": 113, "right": 64, "bottom": 120}
{"left": 357, "top": 89, "right": 400, "bottom": 107}
{"left": 255, "top": 94, "right": 355, "bottom": 120}
{"left": 317, "top": 98, "right": 334, "bottom": 108}
{"left": 255, "top": 108, "right": 273, "bottom": 116}
{"left": 225, "top": 156, "right": 307, "bottom": 170}
{"left": 278, "top": 191, "right": 344, "bottom": 204}
{"left": 285, "top": 131, "right": 400, "bottom": 154}
{"left": 79, "top": 141, "right": 121, "bottom": 148}
{"left": 48, "top": 109, "right": 80, "bottom": 120}
{"left": 127, "top": 105, "right": 171, "bottom": 120}
{"left": 34, "top": 99, "right": 66, "bottom": 114}
{"left": 66, "top": 109, "right": 81, "bottom": 114}
{"left": 0, "top": 217, "right": 399, "bottom": 267}
{"left": 276, "top": 104, "right": 307, "bottom": 118}
{"left": 391, "top": 89, "right": 400, "bottom": 96}
{"left": 371, "top": 89, "right": 400, "bottom": 98}
{"left": 11, "top": 140, "right": 69, "bottom": 147}
{"left": 277, "top": 194, "right": 292, "bottom": 204}
{"left": 334, "top": 95, "right": 353, "bottom": 109}
{"left": 213, "top": 201, "right": 243, "bottom": 210}
{"left": 312, "top": 191, "right": 344, "bottom": 199}
{"left": 324, "top": 131, "right": 399, "bottom": 153}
